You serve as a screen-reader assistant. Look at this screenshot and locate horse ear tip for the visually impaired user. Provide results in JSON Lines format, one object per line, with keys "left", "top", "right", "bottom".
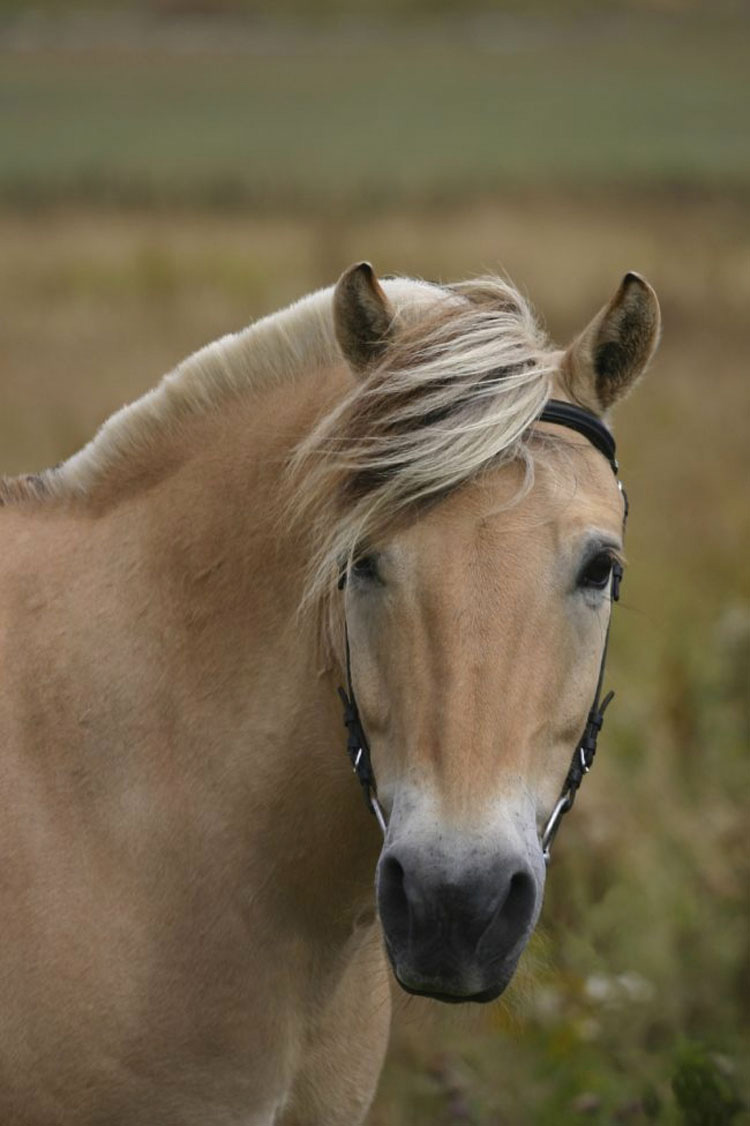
{"left": 343, "top": 261, "right": 375, "bottom": 282}
{"left": 621, "top": 271, "right": 657, "bottom": 301}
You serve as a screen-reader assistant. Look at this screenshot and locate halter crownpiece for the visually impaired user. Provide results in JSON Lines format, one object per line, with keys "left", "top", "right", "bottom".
{"left": 536, "top": 399, "right": 619, "bottom": 475}
{"left": 338, "top": 398, "right": 626, "bottom": 861}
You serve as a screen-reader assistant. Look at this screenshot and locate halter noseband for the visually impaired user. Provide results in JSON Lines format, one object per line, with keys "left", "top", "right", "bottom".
{"left": 337, "top": 399, "right": 627, "bottom": 862}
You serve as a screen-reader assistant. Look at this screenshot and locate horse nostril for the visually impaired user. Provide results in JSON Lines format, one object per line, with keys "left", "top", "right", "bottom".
{"left": 377, "top": 854, "right": 410, "bottom": 946}
{"left": 482, "top": 867, "right": 537, "bottom": 952}
{"left": 505, "top": 871, "right": 535, "bottom": 927}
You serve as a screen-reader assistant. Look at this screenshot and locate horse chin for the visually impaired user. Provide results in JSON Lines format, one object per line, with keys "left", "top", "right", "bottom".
{"left": 394, "top": 975, "right": 508, "bottom": 1005}
{"left": 386, "top": 944, "right": 518, "bottom": 1005}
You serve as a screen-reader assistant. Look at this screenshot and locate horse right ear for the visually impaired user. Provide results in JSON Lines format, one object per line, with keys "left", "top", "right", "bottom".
{"left": 333, "top": 262, "right": 395, "bottom": 375}
{"left": 561, "top": 272, "right": 661, "bottom": 415}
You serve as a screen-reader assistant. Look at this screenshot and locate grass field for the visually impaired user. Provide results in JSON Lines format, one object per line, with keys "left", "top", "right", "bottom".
{"left": 1, "top": 11, "right": 749, "bottom": 207}
{"left": 2, "top": 8, "right": 749, "bottom": 1124}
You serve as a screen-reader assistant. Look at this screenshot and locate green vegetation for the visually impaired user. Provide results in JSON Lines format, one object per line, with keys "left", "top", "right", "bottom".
{"left": 1, "top": 13, "right": 749, "bottom": 207}
{"left": 0, "top": 0, "right": 738, "bottom": 18}
{"left": 1, "top": 8, "right": 748, "bottom": 1123}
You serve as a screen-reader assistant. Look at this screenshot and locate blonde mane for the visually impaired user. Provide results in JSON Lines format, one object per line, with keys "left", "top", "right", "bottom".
{"left": 1, "top": 276, "right": 555, "bottom": 567}
{"left": 290, "top": 275, "right": 556, "bottom": 610}
{"left": 0, "top": 276, "right": 443, "bottom": 505}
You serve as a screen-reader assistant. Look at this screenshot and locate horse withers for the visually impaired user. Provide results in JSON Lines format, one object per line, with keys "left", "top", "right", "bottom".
{"left": 0, "top": 265, "right": 659, "bottom": 1124}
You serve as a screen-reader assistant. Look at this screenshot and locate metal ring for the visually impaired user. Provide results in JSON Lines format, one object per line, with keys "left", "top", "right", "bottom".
{"left": 541, "top": 791, "right": 573, "bottom": 863}
{"left": 370, "top": 795, "right": 387, "bottom": 836}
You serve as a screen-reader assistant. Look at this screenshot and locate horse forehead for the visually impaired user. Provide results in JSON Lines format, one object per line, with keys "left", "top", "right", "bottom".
{"left": 398, "top": 450, "right": 621, "bottom": 580}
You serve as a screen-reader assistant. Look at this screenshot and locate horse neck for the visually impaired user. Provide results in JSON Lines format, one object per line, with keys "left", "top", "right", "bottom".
{"left": 4, "top": 365, "right": 381, "bottom": 941}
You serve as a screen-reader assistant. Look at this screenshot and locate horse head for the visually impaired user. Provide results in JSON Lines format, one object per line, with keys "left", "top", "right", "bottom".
{"left": 322, "top": 263, "right": 660, "bottom": 1003}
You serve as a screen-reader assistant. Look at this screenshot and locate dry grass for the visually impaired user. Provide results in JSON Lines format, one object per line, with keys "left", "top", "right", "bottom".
{"left": 1, "top": 193, "right": 748, "bottom": 1123}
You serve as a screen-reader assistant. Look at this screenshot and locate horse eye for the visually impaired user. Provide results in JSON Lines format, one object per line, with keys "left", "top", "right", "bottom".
{"left": 579, "top": 551, "right": 615, "bottom": 591}
{"left": 351, "top": 554, "right": 381, "bottom": 584}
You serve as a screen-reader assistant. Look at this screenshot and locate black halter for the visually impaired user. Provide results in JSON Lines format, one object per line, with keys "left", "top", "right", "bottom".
{"left": 338, "top": 399, "right": 627, "bottom": 861}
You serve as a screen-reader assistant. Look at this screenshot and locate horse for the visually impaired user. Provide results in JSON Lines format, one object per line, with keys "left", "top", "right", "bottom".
{"left": 0, "top": 263, "right": 660, "bottom": 1124}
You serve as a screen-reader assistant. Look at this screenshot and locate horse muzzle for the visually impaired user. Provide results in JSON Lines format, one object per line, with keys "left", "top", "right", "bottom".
{"left": 376, "top": 843, "right": 543, "bottom": 1003}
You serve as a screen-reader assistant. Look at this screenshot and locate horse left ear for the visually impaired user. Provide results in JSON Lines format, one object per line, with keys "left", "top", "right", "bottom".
{"left": 333, "top": 262, "right": 395, "bottom": 375}
{"left": 562, "top": 272, "right": 661, "bottom": 414}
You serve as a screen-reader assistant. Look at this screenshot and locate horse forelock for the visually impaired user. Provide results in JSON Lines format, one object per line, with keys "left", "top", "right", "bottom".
{"left": 290, "top": 274, "right": 555, "bottom": 615}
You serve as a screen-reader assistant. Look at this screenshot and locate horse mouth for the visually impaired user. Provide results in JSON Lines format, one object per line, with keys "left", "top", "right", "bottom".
{"left": 393, "top": 974, "right": 507, "bottom": 1005}
{"left": 384, "top": 939, "right": 515, "bottom": 1005}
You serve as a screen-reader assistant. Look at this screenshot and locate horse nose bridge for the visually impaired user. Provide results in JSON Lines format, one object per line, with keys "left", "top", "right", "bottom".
{"left": 408, "top": 652, "right": 544, "bottom": 808}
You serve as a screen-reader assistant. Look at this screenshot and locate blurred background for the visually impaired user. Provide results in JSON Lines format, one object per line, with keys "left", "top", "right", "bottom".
{"left": 1, "top": 0, "right": 748, "bottom": 1121}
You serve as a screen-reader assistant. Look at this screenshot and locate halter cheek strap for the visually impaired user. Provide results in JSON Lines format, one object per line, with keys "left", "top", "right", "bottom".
{"left": 338, "top": 399, "right": 627, "bottom": 862}
{"left": 337, "top": 621, "right": 387, "bottom": 833}
{"left": 539, "top": 558, "right": 622, "bottom": 861}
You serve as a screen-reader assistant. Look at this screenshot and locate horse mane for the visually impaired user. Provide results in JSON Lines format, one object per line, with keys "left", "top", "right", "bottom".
{"left": 0, "top": 277, "right": 555, "bottom": 583}
{"left": 0, "top": 276, "right": 444, "bottom": 506}
{"left": 290, "top": 275, "right": 555, "bottom": 612}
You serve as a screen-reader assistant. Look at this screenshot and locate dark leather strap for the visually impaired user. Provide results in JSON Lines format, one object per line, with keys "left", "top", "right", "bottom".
{"left": 338, "top": 624, "right": 379, "bottom": 815}
{"left": 538, "top": 400, "right": 618, "bottom": 475}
